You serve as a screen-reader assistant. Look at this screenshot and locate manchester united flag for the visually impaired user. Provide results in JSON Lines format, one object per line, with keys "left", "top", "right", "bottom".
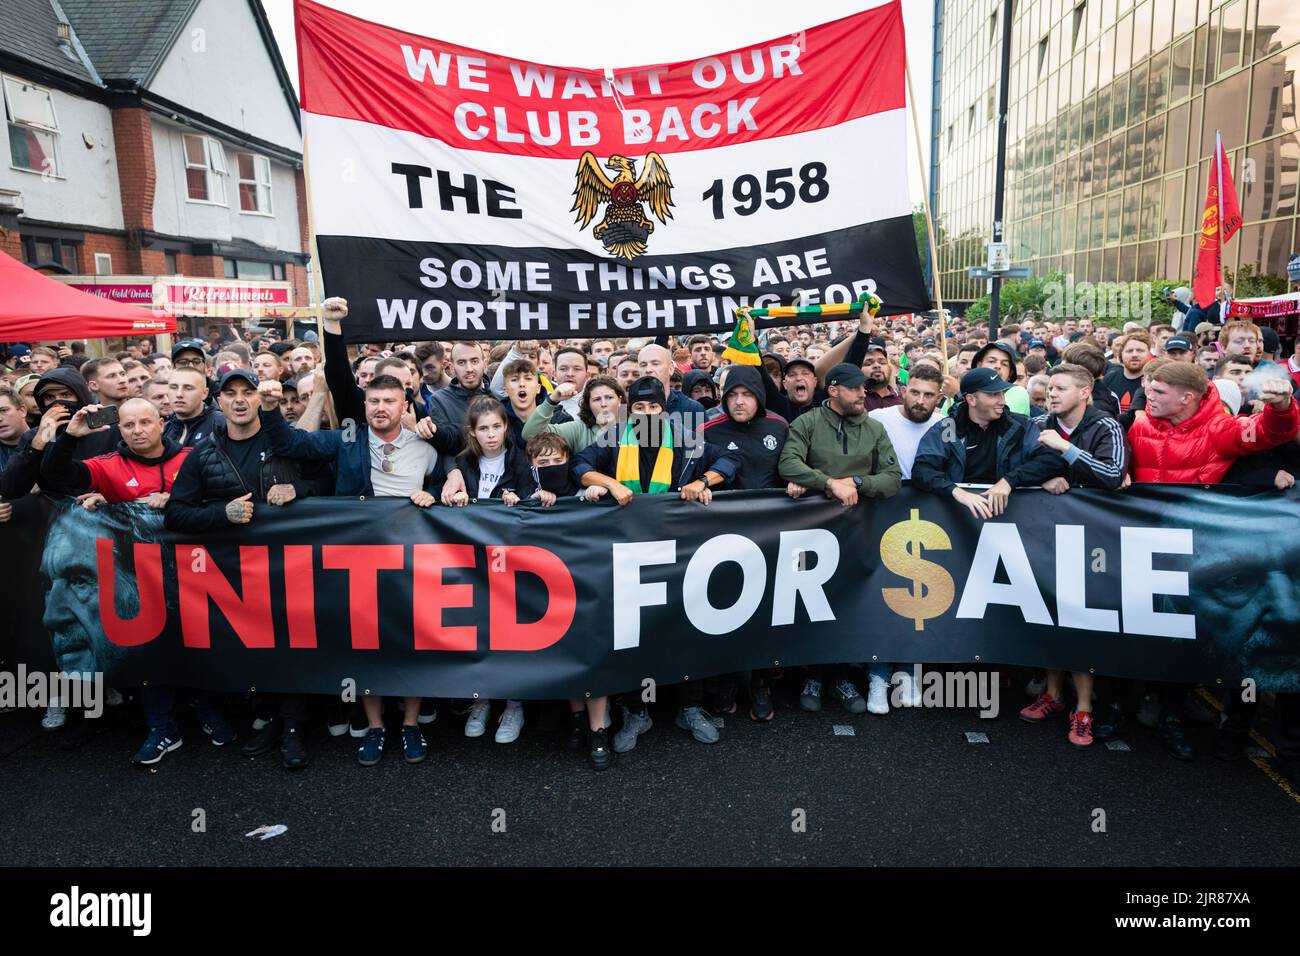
{"left": 1191, "top": 131, "right": 1243, "bottom": 309}
{"left": 294, "top": 0, "right": 930, "bottom": 342}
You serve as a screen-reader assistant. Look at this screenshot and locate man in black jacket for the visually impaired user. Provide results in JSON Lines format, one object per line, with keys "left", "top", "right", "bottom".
{"left": 698, "top": 365, "right": 787, "bottom": 489}
{"left": 0, "top": 368, "right": 120, "bottom": 499}
{"left": 164, "top": 369, "right": 328, "bottom": 770}
{"left": 696, "top": 363, "right": 788, "bottom": 720}
{"left": 163, "top": 366, "right": 225, "bottom": 448}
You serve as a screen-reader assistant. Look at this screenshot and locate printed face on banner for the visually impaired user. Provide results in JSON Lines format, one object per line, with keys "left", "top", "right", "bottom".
{"left": 39, "top": 503, "right": 168, "bottom": 677}
{"left": 294, "top": 0, "right": 929, "bottom": 341}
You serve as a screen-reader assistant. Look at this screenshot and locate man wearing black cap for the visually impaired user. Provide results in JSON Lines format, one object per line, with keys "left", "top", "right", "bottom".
{"left": 165, "top": 369, "right": 325, "bottom": 769}
{"left": 1163, "top": 335, "right": 1196, "bottom": 364}
{"left": 970, "top": 341, "right": 1032, "bottom": 416}
{"left": 574, "top": 375, "right": 739, "bottom": 759}
{"left": 779, "top": 362, "right": 902, "bottom": 716}
{"left": 781, "top": 356, "right": 825, "bottom": 420}
{"left": 912, "top": 367, "right": 1060, "bottom": 519}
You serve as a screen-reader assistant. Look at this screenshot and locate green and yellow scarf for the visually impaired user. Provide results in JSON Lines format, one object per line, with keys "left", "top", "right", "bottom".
{"left": 615, "top": 418, "right": 673, "bottom": 494}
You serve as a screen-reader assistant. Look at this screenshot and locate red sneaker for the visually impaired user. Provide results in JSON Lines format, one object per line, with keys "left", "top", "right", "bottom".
{"left": 1068, "top": 710, "right": 1094, "bottom": 748}
{"left": 1019, "top": 692, "right": 1067, "bottom": 722}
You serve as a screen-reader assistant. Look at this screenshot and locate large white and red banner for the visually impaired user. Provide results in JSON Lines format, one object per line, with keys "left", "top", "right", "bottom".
{"left": 295, "top": 0, "right": 930, "bottom": 342}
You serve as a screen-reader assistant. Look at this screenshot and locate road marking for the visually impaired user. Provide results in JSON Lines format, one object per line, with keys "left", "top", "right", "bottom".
{"left": 1105, "top": 740, "right": 1131, "bottom": 752}
{"left": 965, "top": 732, "right": 989, "bottom": 744}
{"left": 832, "top": 725, "right": 855, "bottom": 736}
{"left": 1195, "top": 688, "right": 1299, "bottom": 806}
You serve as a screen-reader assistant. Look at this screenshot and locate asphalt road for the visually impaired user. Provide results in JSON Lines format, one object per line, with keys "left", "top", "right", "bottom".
{"left": 3, "top": 675, "right": 1297, "bottom": 867}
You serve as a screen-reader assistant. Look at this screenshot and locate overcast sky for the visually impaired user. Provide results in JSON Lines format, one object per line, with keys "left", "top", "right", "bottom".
{"left": 262, "top": 0, "right": 935, "bottom": 204}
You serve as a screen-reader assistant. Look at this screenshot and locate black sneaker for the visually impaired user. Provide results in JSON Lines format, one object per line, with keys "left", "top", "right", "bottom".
{"left": 565, "top": 710, "right": 586, "bottom": 750}
{"left": 1092, "top": 702, "right": 1126, "bottom": 742}
{"left": 1158, "top": 716, "right": 1195, "bottom": 761}
{"left": 281, "top": 720, "right": 309, "bottom": 770}
{"left": 349, "top": 710, "right": 369, "bottom": 738}
{"left": 712, "top": 680, "right": 739, "bottom": 716}
{"left": 1214, "top": 727, "right": 1248, "bottom": 762}
{"left": 240, "top": 716, "right": 281, "bottom": 757}
{"left": 749, "top": 682, "right": 775, "bottom": 722}
{"left": 589, "top": 728, "right": 611, "bottom": 771}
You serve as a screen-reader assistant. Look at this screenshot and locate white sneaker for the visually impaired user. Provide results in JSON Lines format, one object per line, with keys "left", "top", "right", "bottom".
{"left": 494, "top": 703, "right": 524, "bottom": 744}
{"left": 464, "top": 699, "right": 491, "bottom": 738}
{"left": 41, "top": 706, "right": 67, "bottom": 731}
{"left": 866, "top": 673, "right": 890, "bottom": 715}
{"left": 892, "top": 670, "right": 922, "bottom": 708}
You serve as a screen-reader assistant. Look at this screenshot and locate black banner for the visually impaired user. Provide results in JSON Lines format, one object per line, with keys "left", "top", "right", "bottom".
{"left": 6, "top": 486, "right": 1300, "bottom": 698}
{"left": 318, "top": 219, "right": 932, "bottom": 343}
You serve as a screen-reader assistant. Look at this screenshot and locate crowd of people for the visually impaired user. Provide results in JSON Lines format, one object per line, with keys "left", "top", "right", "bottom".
{"left": 2, "top": 292, "right": 1299, "bottom": 781}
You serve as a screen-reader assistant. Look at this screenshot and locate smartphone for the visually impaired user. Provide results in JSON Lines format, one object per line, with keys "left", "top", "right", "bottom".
{"left": 85, "top": 404, "right": 120, "bottom": 429}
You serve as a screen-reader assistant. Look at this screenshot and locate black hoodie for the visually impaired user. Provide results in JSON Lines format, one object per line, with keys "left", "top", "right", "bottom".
{"left": 681, "top": 370, "right": 719, "bottom": 410}
{"left": 0, "top": 368, "right": 119, "bottom": 498}
{"left": 697, "top": 365, "right": 789, "bottom": 489}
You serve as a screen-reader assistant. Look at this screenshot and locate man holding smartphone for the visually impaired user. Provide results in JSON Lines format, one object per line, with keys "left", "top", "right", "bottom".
{"left": 40, "top": 398, "right": 191, "bottom": 508}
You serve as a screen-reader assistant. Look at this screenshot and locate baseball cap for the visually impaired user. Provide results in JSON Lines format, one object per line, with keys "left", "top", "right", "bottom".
{"left": 626, "top": 376, "right": 666, "bottom": 407}
{"left": 1028, "top": 338, "right": 1046, "bottom": 348}
{"left": 961, "top": 367, "right": 1014, "bottom": 395}
{"left": 1164, "top": 336, "right": 1193, "bottom": 353}
{"left": 826, "top": 362, "right": 867, "bottom": 388}
{"left": 1194, "top": 322, "right": 1218, "bottom": 335}
{"left": 863, "top": 343, "right": 888, "bottom": 356}
{"left": 784, "top": 357, "right": 817, "bottom": 375}
{"left": 217, "top": 368, "right": 259, "bottom": 392}
{"left": 7, "top": 344, "right": 30, "bottom": 359}
{"left": 172, "top": 338, "right": 207, "bottom": 360}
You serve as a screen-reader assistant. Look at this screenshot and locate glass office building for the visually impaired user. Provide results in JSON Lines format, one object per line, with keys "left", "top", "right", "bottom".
{"left": 931, "top": 0, "right": 1300, "bottom": 304}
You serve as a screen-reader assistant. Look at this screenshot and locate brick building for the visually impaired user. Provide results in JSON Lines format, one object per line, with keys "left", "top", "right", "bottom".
{"left": 0, "top": 0, "right": 310, "bottom": 341}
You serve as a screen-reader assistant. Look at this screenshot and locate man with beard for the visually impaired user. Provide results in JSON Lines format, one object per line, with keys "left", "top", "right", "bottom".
{"left": 779, "top": 363, "right": 902, "bottom": 716}
{"left": 574, "top": 376, "right": 738, "bottom": 761}
{"left": 688, "top": 335, "right": 716, "bottom": 371}
{"left": 861, "top": 343, "right": 902, "bottom": 412}
{"left": 1103, "top": 332, "right": 1151, "bottom": 413}
{"left": 165, "top": 370, "right": 328, "bottom": 769}
{"left": 869, "top": 364, "right": 945, "bottom": 481}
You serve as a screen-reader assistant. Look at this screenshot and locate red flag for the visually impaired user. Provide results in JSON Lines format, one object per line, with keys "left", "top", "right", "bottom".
{"left": 1192, "top": 132, "right": 1242, "bottom": 308}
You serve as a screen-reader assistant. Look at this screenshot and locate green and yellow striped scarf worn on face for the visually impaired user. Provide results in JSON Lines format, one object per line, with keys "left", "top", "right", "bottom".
{"left": 615, "top": 418, "right": 673, "bottom": 494}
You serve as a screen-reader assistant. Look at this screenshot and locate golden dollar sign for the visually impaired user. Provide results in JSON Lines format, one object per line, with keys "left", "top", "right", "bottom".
{"left": 879, "top": 509, "right": 955, "bottom": 631}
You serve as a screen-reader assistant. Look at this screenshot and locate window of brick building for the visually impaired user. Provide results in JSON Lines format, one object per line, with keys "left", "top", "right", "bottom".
{"left": 183, "top": 133, "right": 227, "bottom": 204}
{"left": 3, "top": 75, "right": 60, "bottom": 176}
{"left": 236, "top": 152, "right": 273, "bottom": 214}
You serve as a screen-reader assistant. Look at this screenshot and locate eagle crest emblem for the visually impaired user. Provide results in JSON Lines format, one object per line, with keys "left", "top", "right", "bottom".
{"left": 572, "top": 151, "right": 675, "bottom": 260}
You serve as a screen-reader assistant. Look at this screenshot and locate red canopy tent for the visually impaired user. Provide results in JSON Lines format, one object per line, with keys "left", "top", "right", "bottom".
{"left": 0, "top": 251, "right": 174, "bottom": 341}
